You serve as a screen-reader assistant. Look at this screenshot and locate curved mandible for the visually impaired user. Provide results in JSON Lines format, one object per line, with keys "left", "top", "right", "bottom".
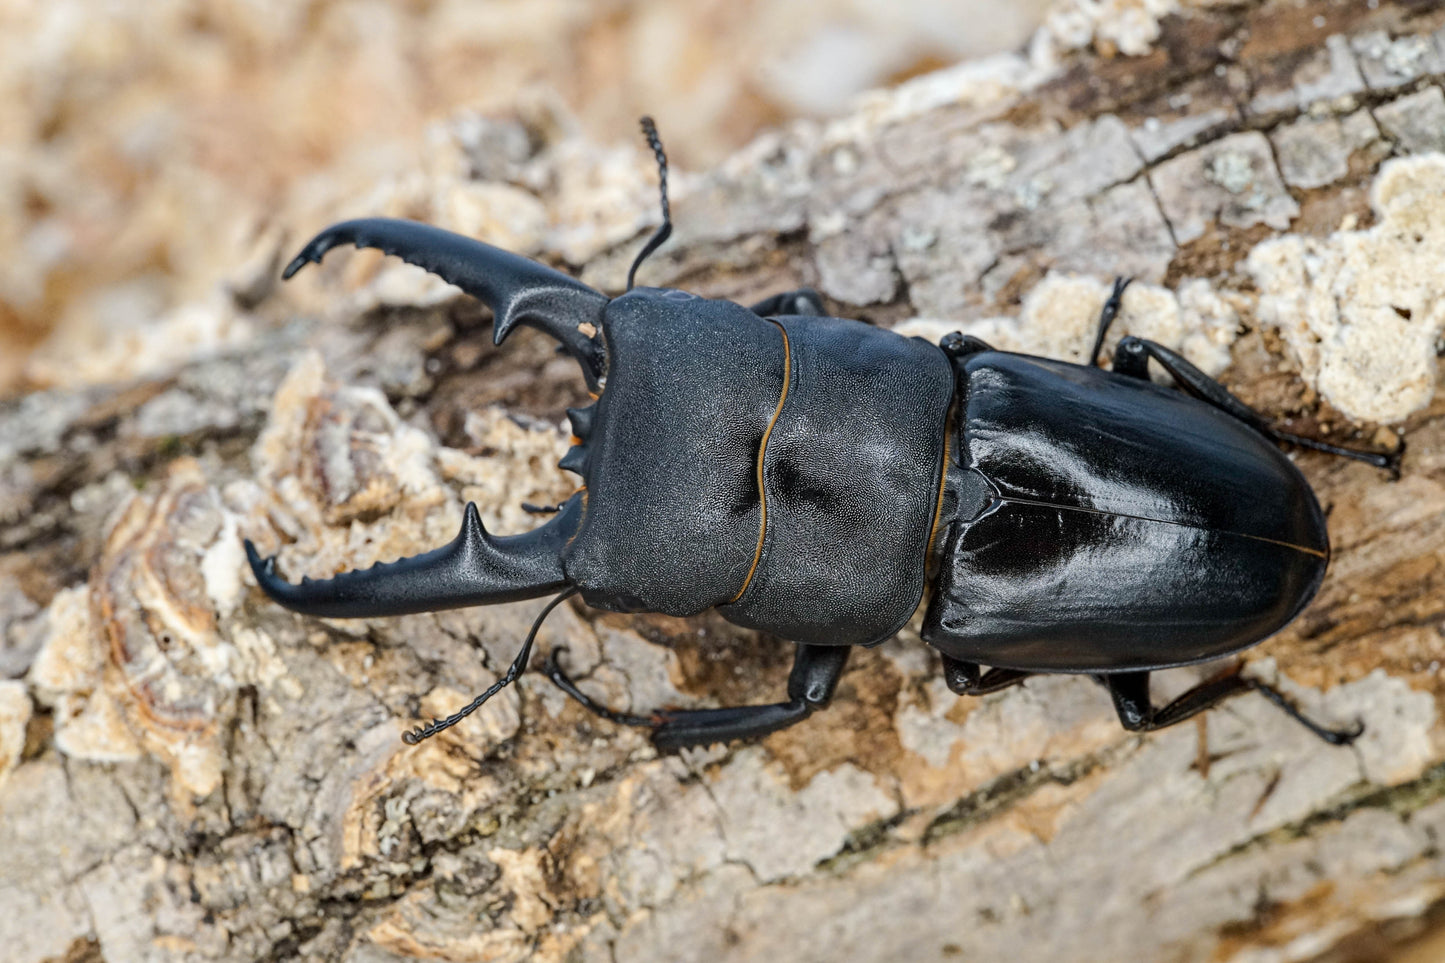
{"left": 284, "top": 217, "right": 608, "bottom": 387}
{"left": 246, "top": 498, "right": 582, "bottom": 619}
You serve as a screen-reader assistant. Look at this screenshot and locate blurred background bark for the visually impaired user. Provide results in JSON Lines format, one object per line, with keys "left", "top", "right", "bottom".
{"left": 4, "top": 1, "right": 1445, "bottom": 962}
{"left": 0, "top": 0, "right": 1051, "bottom": 393}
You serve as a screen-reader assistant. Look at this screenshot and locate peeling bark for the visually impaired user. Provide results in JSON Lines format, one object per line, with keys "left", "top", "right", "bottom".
{"left": 4, "top": 2, "right": 1445, "bottom": 962}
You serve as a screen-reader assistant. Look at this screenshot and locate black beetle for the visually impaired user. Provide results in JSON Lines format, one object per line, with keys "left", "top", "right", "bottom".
{"left": 246, "top": 119, "right": 1397, "bottom": 750}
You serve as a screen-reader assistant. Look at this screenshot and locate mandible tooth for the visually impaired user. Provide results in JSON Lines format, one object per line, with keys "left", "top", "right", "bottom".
{"left": 565, "top": 405, "right": 595, "bottom": 439}
{"left": 558, "top": 445, "right": 589, "bottom": 477}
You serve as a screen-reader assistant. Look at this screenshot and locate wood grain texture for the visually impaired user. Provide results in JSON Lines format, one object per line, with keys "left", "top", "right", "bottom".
{"left": 3, "top": 2, "right": 1445, "bottom": 961}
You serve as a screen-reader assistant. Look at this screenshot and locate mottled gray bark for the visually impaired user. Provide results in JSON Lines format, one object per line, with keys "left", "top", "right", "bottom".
{"left": 4, "top": 3, "right": 1445, "bottom": 962}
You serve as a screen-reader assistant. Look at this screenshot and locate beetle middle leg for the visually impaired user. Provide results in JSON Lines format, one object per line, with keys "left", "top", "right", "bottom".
{"left": 1112, "top": 336, "right": 1399, "bottom": 471}
{"left": 1087, "top": 276, "right": 1397, "bottom": 471}
{"left": 545, "top": 642, "right": 850, "bottom": 749}
{"left": 1103, "top": 670, "right": 1363, "bottom": 746}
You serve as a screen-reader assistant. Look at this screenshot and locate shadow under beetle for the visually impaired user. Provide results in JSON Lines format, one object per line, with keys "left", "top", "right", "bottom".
{"left": 246, "top": 118, "right": 1400, "bottom": 750}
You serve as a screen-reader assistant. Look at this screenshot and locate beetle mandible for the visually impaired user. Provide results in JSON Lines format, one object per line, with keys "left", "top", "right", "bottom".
{"left": 246, "top": 118, "right": 1398, "bottom": 750}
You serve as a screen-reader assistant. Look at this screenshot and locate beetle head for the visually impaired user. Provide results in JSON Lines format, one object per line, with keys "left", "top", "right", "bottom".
{"left": 247, "top": 221, "right": 826, "bottom": 628}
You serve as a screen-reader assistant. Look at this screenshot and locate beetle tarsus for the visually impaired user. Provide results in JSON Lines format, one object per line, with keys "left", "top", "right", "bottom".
{"left": 650, "top": 702, "right": 813, "bottom": 750}
{"left": 1247, "top": 679, "right": 1365, "bottom": 745}
{"left": 1104, "top": 669, "right": 1363, "bottom": 746}
{"left": 402, "top": 588, "right": 578, "bottom": 745}
{"left": 1266, "top": 428, "right": 1403, "bottom": 474}
{"left": 626, "top": 116, "right": 673, "bottom": 291}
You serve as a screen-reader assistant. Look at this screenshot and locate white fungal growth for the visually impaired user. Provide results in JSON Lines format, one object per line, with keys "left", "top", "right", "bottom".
{"left": 1038, "top": 0, "right": 1180, "bottom": 59}
{"left": 0, "top": 680, "right": 30, "bottom": 792}
{"left": 1247, "top": 154, "right": 1445, "bottom": 424}
{"left": 896, "top": 272, "right": 1237, "bottom": 375}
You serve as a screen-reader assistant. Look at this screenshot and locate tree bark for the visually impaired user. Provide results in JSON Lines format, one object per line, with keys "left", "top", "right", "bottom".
{"left": 4, "top": 2, "right": 1445, "bottom": 962}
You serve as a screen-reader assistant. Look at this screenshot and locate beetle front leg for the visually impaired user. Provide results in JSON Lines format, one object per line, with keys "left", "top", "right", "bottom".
{"left": 1104, "top": 670, "right": 1362, "bottom": 746}
{"left": 1110, "top": 335, "right": 1400, "bottom": 472}
{"left": 941, "top": 656, "right": 1032, "bottom": 696}
{"left": 545, "top": 643, "right": 850, "bottom": 749}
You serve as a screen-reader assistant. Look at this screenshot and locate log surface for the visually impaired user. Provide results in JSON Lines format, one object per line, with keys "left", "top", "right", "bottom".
{"left": 3, "top": 2, "right": 1445, "bottom": 961}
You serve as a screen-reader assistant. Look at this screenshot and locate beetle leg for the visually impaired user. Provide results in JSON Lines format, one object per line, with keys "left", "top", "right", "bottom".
{"left": 545, "top": 643, "right": 850, "bottom": 749}
{"left": 1104, "top": 670, "right": 1363, "bottom": 746}
{"left": 1111, "top": 336, "right": 1401, "bottom": 473}
{"left": 1087, "top": 276, "right": 1133, "bottom": 367}
{"left": 939, "top": 332, "right": 995, "bottom": 358}
{"left": 543, "top": 648, "right": 656, "bottom": 728}
{"left": 941, "top": 656, "right": 1032, "bottom": 696}
{"left": 749, "top": 289, "right": 826, "bottom": 318}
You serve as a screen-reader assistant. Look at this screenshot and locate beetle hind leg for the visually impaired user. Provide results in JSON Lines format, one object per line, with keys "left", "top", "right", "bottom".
{"left": 545, "top": 643, "right": 849, "bottom": 749}
{"left": 1110, "top": 335, "right": 1401, "bottom": 473}
{"left": 1104, "top": 670, "right": 1362, "bottom": 746}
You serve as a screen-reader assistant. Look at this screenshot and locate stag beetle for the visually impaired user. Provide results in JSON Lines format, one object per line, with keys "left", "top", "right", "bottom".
{"left": 247, "top": 118, "right": 1398, "bottom": 750}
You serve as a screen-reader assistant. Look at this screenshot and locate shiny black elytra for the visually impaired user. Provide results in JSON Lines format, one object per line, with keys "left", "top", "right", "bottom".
{"left": 246, "top": 118, "right": 1398, "bottom": 751}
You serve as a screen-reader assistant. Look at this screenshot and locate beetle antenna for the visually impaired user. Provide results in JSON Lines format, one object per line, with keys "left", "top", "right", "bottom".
{"left": 402, "top": 587, "right": 578, "bottom": 745}
{"left": 626, "top": 116, "right": 672, "bottom": 292}
{"left": 544, "top": 647, "right": 658, "bottom": 728}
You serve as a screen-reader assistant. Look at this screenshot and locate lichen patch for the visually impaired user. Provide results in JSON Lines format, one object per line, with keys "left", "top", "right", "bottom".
{"left": 0, "top": 680, "right": 31, "bottom": 792}
{"left": 1247, "top": 154, "right": 1445, "bottom": 423}
{"left": 896, "top": 271, "right": 1238, "bottom": 375}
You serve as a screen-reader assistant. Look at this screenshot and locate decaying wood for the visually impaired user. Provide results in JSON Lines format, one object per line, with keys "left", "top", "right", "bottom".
{"left": 4, "top": 2, "right": 1445, "bottom": 961}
